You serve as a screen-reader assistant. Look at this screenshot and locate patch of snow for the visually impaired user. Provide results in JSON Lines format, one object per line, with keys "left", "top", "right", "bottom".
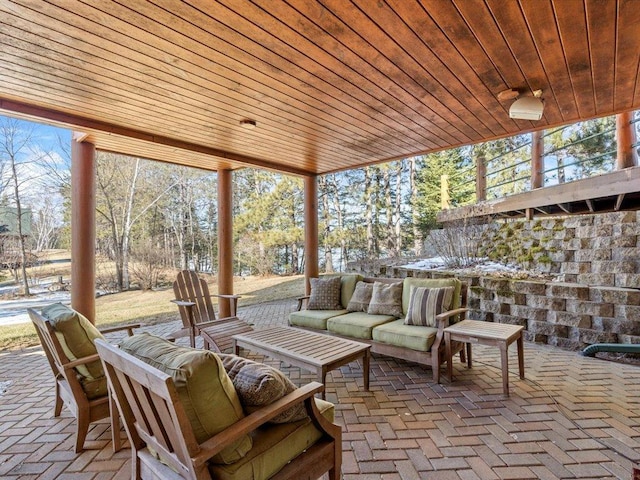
{"left": 0, "top": 280, "right": 71, "bottom": 327}
{"left": 401, "top": 257, "right": 556, "bottom": 281}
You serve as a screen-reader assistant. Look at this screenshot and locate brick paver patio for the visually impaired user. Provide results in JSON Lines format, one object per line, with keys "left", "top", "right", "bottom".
{"left": 2, "top": 298, "right": 640, "bottom": 479}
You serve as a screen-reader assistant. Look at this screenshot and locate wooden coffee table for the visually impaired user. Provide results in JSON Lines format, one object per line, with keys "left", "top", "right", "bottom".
{"left": 233, "top": 326, "right": 370, "bottom": 399}
{"left": 444, "top": 319, "right": 525, "bottom": 396}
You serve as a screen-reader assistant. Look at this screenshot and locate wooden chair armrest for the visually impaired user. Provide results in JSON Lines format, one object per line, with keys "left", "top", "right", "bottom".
{"left": 99, "top": 323, "right": 141, "bottom": 336}
{"left": 171, "top": 299, "right": 196, "bottom": 307}
{"left": 296, "top": 295, "right": 310, "bottom": 311}
{"left": 435, "top": 308, "right": 469, "bottom": 327}
{"left": 193, "top": 382, "right": 325, "bottom": 465}
{"left": 211, "top": 294, "right": 242, "bottom": 300}
{"left": 63, "top": 353, "right": 101, "bottom": 370}
{"left": 194, "top": 316, "right": 241, "bottom": 329}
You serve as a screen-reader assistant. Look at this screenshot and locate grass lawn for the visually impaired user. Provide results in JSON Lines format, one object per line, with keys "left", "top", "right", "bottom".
{"left": 0, "top": 266, "right": 305, "bottom": 350}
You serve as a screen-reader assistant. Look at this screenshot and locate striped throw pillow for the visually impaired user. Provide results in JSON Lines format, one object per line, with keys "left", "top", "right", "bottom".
{"left": 404, "top": 286, "right": 454, "bottom": 327}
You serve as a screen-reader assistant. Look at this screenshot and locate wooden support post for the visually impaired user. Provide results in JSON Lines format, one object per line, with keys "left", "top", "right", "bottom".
{"left": 71, "top": 137, "right": 96, "bottom": 323}
{"left": 531, "top": 130, "right": 544, "bottom": 189}
{"left": 217, "top": 169, "right": 233, "bottom": 318}
{"left": 616, "top": 111, "right": 637, "bottom": 169}
{"left": 476, "top": 155, "right": 486, "bottom": 202}
{"left": 304, "top": 175, "right": 319, "bottom": 295}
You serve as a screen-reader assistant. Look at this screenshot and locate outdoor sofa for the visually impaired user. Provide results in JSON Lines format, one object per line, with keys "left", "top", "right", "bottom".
{"left": 289, "top": 274, "right": 467, "bottom": 383}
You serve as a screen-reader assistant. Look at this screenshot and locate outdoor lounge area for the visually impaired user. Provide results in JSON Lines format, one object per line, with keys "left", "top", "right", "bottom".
{"left": 2, "top": 298, "right": 640, "bottom": 480}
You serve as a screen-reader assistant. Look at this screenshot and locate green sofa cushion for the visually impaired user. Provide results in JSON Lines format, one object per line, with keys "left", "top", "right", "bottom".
{"left": 402, "top": 278, "right": 462, "bottom": 316}
{"left": 327, "top": 312, "right": 396, "bottom": 339}
{"left": 372, "top": 319, "right": 439, "bottom": 352}
{"left": 42, "top": 303, "right": 108, "bottom": 400}
{"left": 119, "top": 333, "right": 252, "bottom": 465}
{"left": 338, "top": 274, "right": 362, "bottom": 309}
{"left": 289, "top": 309, "right": 347, "bottom": 330}
{"left": 209, "top": 398, "right": 334, "bottom": 480}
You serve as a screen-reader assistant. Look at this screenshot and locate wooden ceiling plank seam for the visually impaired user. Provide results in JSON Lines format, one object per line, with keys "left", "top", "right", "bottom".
{"left": 348, "top": 0, "right": 506, "bottom": 139}
{"left": 102, "top": 0, "right": 417, "bottom": 157}
{"left": 8, "top": 2, "right": 404, "bottom": 161}
{"left": 274, "top": 0, "right": 481, "bottom": 144}
{"left": 519, "top": 0, "right": 579, "bottom": 122}
{"left": 585, "top": 0, "right": 617, "bottom": 114}
{"left": 389, "top": 0, "right": 520, "bottom": 134}
{"left": 485, "top": 0, "right": 564, "bottom": 124}
{"left": 551, "top": 0, "right": 597, "bottom": 119}
{"left": 177, "top": 0, "right": 450, "bottom": 148}
{"left": 613, "top": 0, "right": 640, "bottom": 111}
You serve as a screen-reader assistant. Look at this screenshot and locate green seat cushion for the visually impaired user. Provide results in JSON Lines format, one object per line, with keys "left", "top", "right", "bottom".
{"left": 119, "top": 333, "right": 252, "bottom": 464}
{"left": 372, "top": 319, "right": 439, "bottom": 352}
{"left": 209, "top": 398, "right": 334, "bottom": 480}
{"left": 289, "top": 309, "right": 347, "bottom": 330}
{"left": 41, "top": 303, "right": 108, "bottom": 399}
{"left": 402, "top": 278, "right": 462, "bottom": 317}
{"left": 327, "top": 312, "right": 396, "bottom": 340}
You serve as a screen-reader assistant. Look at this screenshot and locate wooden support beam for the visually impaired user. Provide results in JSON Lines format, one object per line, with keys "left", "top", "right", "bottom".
{"left": 476, "top": 155, "right": 486, "bottom": 202}
{"left": 534, "top": 206, "right": 550, "bottom": 214}
{"left": 304, "top": 175, "right": 319, "bottom": 295}
{"left": 71, "top": 139, "right": 96, "bottom": 323}
{"left": 585, "top": 199, "right": 595, "bottom": 212}
{"left": 531, "top": 130, "right": 544, "bottom": 189}
{"left": 217, "top": 169, "right": 233, "bottom": 318}
{"left": 557, "top": 203, "right": 571, "bottom": 214}
{"left": 615, "top": 194, "right": 625, "bottom": 211}
{"left": 616, "top": 111, "right": 637, "bottom": 169}
{"left": 525, "top": 208, "right": 533, "bottom": 220}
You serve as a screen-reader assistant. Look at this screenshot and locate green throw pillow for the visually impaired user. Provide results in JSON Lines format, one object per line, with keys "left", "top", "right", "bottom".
{"left": 42, "top": 303, "right": 105, "bottom": 380}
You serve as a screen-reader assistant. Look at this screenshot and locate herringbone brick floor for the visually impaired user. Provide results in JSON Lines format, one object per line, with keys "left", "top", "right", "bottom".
{"left": 2, "top": 299, "right": 640, "bottom": 479}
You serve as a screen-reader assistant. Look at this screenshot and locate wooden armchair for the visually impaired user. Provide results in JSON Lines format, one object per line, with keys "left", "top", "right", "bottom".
{"left": 95, "top": 338, "right": 342, "bottom": 480}
{"left": 171, "top": 270, "right": 249, "bottom": 350}
{"left": 28, "top": 305, "right": 138, "bottom": 453}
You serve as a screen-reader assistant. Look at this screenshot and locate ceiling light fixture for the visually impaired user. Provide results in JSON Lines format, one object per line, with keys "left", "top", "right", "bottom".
{"left": 509, "top": 89, "right": 544, "bottom": 121}
{"left": 240, "top": 119, "right": 257, "bottom": 129}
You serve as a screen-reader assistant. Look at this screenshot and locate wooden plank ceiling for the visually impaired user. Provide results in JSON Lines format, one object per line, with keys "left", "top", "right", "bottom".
{"left": 0, "top": 0, "right": 638, "bottom": 176}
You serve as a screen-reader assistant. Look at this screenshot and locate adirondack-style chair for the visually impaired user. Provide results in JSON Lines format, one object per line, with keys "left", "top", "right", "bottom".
{"left": 28, "top": 305, "right": 138, "bottom": 453}
{"left": 95, "top": 337, "right": 342, "bottom": 480}
{"left": 171, "top": 270, "right": 250, "bottom": 350}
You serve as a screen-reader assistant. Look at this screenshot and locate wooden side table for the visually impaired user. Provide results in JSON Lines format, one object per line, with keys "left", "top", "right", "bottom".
{"left": 444, "top": 319, "right": 525, "bottom": 396}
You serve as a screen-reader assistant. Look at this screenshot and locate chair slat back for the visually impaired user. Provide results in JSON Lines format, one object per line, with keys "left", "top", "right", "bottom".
{"left": 95, "top": 339, "right": 201, "bottom": 478}
{"left": 173, "top": 270, "right": 217, "bottom": 327}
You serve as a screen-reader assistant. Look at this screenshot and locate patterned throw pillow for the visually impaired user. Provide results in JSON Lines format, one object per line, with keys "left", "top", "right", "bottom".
{"left": 367, "top": 281, "right": 403, "bottom": 318}
{"left": 347, "top": 281, "right": 373, "bottom": 312}
{"left": 219, "top": 354, "right": 307, "bottom": 424}
{"left": 307, "top": 276, "right": 343, "bottom": 310}
{"left": 404, "top": 286, "right": 454, "bottom": 327}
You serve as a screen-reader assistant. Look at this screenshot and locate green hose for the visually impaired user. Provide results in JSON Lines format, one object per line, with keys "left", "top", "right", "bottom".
{"left": 581, "top": 343, "right": 640, "bottom": 357}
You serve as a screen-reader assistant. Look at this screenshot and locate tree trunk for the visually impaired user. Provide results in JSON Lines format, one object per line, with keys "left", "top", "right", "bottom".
{"left": 394, "top": 162, "right": 403, "bottom": 257}
{"left": 329, "top": 175, "right": 347, "bottom": 270}
{"left": 10, "top": 157, "right": 30, "bottom": 295}
{"left": 365, "top": 167, "right": 374, "bottom": 257}
{"left": 319, "top": 176, "right": 333, "bottom": 272}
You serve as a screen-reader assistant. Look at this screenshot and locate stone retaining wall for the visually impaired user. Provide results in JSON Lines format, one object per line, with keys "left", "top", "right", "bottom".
{"left": 481, "top": 211, "right": 640, "bottom": 288}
